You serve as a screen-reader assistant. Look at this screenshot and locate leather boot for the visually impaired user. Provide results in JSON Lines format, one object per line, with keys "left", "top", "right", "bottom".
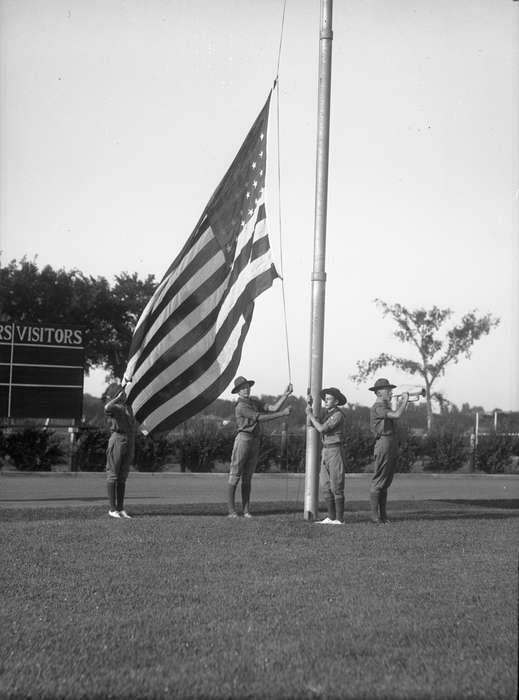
{"left": 369, "top": 491, "right": 381, "bottom": 524}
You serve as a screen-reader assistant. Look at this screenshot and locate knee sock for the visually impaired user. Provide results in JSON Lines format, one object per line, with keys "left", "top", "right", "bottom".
{"left": 334, "top": 496, "right": 345, "bottom": 523}
{"left": 228, "top": 483, "right": 238, "bottom": 514}
{"left": 116, "top": 481, "right": 126, "bottom": 511}
{"left": 325, "top": 494, "right": 336, "bottom": 520}
{"left": 241, "top": 480, "right": 251, "bottom": 514}
{"left": 107, "top": 482, "right": 117, "bottom": 510}
{"left": 369, "top": 491, "right": 381, "bottom": 522}
{"left": 379, "top": 490, "right": 388, "bottom": 522}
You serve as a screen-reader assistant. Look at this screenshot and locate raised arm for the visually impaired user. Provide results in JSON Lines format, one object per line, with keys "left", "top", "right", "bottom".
{"left": 265, "top": 383, "right": 293, "bottom": 413}
{"left": 258, "top": 406, "right": 291, "bottom": 423}
{"left": 386, "top": 393, "right": 409, "bottom": 419}
{"left": 104, "top": 388, "right": 127, "bottom": 413}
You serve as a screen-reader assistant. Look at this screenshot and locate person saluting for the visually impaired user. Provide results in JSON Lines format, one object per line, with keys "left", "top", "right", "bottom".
{"left": 103, "top": 383, "right": 136, "bottom": 519}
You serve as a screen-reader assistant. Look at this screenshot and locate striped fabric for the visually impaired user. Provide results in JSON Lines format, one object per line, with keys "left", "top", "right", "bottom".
{"left": 124, "top": 94, "right": 278, "bottom": 436}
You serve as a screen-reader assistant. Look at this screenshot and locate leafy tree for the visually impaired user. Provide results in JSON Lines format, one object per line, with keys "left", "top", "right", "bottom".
{"left": 351, "top": 299, "right": 499, "bottom": 431}
{"left": 95, "top": 272, "right": 157, "bottom": 379}
{"left": 0, "top": 258, "right": 156, "bottom": 379}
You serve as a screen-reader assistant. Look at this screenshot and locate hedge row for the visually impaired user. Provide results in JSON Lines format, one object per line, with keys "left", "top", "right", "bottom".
{"left": 1, "top": 424, "right": 518, "bottom": 474}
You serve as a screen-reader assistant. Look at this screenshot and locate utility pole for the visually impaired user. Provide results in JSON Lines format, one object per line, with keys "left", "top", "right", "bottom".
{"left": 304, "top": 0, "right": 333, "bottom": 520}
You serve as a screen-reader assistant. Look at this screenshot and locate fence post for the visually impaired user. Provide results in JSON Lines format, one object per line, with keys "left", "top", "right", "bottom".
{"left": 280, "top": 421, "right": 288, "bottom": 470}
{"left": 68, "top": 420, "right": 79, "bottom": 472}
{"left": 469, "top": 432, "right": 476, "bottom": 472}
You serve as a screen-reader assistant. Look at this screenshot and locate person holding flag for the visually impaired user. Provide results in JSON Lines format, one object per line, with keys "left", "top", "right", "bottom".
{"left": 103, "top": 383, "right": 136, "bottom": 519}
{"left": 228, "top": 376, "right": 292, "bottom": 518}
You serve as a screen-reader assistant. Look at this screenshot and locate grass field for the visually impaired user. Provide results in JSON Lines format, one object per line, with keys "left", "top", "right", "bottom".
{"left": 1, "top": 500, "right": 517, "bottom": 700}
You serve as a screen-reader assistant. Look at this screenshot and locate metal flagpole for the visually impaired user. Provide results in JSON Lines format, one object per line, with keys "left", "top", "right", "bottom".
{"left": 304, "top": 0, "right": 333, "bottom": 520}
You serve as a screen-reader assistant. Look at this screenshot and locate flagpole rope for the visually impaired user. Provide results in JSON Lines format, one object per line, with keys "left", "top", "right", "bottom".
{"left": 273, "top": 0, "right": 293, "bottom": 500}
{"left": 273, "top": 0, "right": 292, "bottom": 388}
{"left": 275, "top": 0, "right": 287, "bottom": 78}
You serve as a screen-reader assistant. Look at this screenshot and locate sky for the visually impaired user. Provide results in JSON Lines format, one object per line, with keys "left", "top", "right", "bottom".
{"left": 1, "top": 0, "right": 518, "bottom": 413}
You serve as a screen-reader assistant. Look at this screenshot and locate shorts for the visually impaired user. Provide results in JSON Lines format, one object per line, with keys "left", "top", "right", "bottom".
{"left": 228, "top": 433, "right": 260, "bottom": 485}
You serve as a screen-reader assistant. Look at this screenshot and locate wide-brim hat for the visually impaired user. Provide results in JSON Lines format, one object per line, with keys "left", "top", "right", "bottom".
{"left": 369, "top": 378, "right": 397, "bottom": 392}
{"left": 231, "top": 376, "right": 255, "bottom": 394}
{"left": 320, "top": 387, "right": 347, "bottom": 406}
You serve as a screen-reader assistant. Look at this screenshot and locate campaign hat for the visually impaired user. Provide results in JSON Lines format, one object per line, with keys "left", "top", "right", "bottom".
{"left": 231, "top": 376, "right": 255, "bottom": 394}
{"left": 320, "top": 387, "right": 347, "bottom": 406}
{"left": 368, "top": 378, "right": 397, "bottom": 393}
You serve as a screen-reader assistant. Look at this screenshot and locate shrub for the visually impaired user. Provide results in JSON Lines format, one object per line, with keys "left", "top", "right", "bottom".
{"left": 134, "top": 433, "right": 172, "bottom": 472}
{"left": 284, "top": 432, "right": 306, "bottom": 472}
{"left": 2, "top": 428, "right": 65, "bottom": 471}
{"left": 343, "top": 423, "right": 374, "bottom": 473}
{"left": 476, "top": 434, "right": 516, "bottom": 474}
{"left": 75, "top": 428, "right": 110, "bottom": 471}
{"left": 75, "top": 428, "right": 174, "bottom": 472}
{"left": 422, "top": 428, "right": 469, "bottom": 472}
{"left": 256, "top": 433, "right": 280, "bottom": 472}
{"left": 396, "top": 426, "right": 424, "bottom": 473}
{"left": 173, "top": 423, "right": 234, "bottom": 472}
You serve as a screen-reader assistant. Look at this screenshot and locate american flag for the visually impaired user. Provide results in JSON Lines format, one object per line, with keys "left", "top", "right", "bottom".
{"left": 124, "top": 94, "right": 278, "bottom": 435}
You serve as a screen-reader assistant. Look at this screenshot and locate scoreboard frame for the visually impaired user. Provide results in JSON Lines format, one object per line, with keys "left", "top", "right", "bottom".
{"left": 0, "top": 322, "right": 85, "bottom": 420}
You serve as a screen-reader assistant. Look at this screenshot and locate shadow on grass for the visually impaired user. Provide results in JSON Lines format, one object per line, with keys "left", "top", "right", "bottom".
{"left": 441, "top": 498, "right": 519, "bottom": 509}
{"left": 0, "top": 496, "right": 162, "bottom": 503}
{"left": 1, "top": 498, "right": 518, "bottom": 523}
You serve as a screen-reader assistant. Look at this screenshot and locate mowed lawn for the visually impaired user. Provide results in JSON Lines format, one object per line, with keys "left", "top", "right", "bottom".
{"left": 1, "top": 502, "right": 517, "bottom": 700}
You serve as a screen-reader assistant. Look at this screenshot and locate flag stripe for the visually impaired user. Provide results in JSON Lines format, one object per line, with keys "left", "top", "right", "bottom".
{"left": 140, "top": 304, "right": 255, "bottom": 434}
{"left": 125, "top": 93, "right": 274, "bottom": 435}
{"left": 130, "top": 205, "right": 268, "bottom": 381}
{"left": 128, "top": 231, "right": 220, "bottom": 357}
{"left": 131, "top": 251, "right": 276, "bottom": 419}
{"left": 133, "top": 265, "right": 276, "bottom": 427}
{"left": 128, "top": 226, "right": 274, "bottom": 410}
{"left": 129, "top": 255, "right": 228, "bottom": 376}
{"left": 129, "top": 287, "right": 224, "bottom": 398}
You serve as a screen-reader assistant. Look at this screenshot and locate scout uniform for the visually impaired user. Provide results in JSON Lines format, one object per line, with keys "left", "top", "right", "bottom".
{"left": 369, "top": 378, "right": 398, "bottom": 523}
{"left": 318, "top": 387, "right": 347, "bottom": 523}
{"left": 228, "top": 377, "right": 267, "bottom": 516}
{"left": 228, "top": 376, "right": 292, "bottom": 517}
{"left": 104, "top": 385, "right": 136, "bottom": 518}
{"left": 229, "top": 396, "right": 265, "bottom": 485}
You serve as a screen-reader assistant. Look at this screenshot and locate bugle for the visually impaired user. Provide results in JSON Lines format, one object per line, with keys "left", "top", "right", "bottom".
{"left": 392, "top": 384, "right": 425, "bottom": 403}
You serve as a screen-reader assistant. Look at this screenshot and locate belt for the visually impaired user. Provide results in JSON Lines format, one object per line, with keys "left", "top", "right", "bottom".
{"left": 323, "top": 440, "right": 341, "bottom": 447}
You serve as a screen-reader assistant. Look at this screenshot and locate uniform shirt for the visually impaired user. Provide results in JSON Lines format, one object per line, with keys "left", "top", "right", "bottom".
{"left": 105, "top": 402, "right": 135, "bottom": 436}
{"left": 370, "top": 398, "right": 395, "bottom": 438}
{"left": 235, "top": 397, "right": 268, "bottom": 437}
{"left": 320, "top": 407, "right": 344, "bottom": 446}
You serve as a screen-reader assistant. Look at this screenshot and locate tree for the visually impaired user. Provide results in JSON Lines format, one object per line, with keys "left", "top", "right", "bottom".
{"left": 351, "top": 299, "right": 499, "bottom": 431}
{"left": 94, "top": 272, "right": 157, "bottom": 379}
{"left": 0, "top": 258, "right": 156, "bottom": 379}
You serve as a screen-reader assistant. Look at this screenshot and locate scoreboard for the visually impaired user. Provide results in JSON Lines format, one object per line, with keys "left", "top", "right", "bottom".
{"left": 0, "top": 322, "right": 84, "bottom": 419}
